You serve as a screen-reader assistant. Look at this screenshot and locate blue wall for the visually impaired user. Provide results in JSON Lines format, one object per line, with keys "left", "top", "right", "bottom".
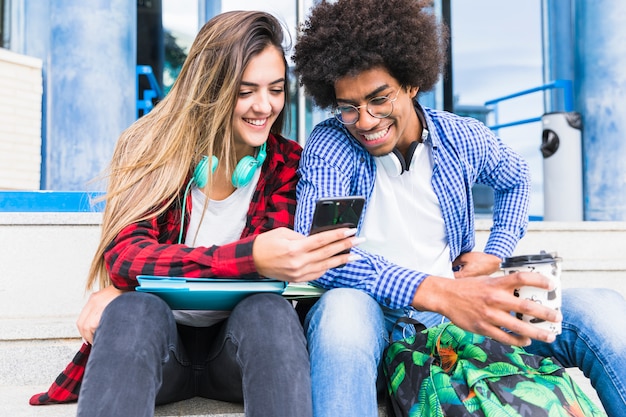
{"left": 543, "top": 0, "right": 626, "bottom": 220}
{"left": 199, "top": 0, "right": 222, "bottom": 26}
{"left": 19, "top": 0, "right": 136, "bottom": 191}
{"left": 576, "top": 0, "right": 626, "bottom": 220}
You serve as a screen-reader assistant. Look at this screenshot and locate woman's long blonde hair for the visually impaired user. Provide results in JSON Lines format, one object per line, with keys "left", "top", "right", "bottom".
{"left": 87, "top": 11, "right": 290, "bottom": 290}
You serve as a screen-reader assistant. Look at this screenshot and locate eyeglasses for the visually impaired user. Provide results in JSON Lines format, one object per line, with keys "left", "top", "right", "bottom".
{"left": 333, "top": 89, "right": 400, "bottom": 125}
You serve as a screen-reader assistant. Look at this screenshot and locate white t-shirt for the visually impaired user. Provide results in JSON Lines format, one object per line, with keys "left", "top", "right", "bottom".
{"left": 173, "top": 168, "right": 261, "bottom": 327}
{"left": 359, "top": 142, "right": 453, "bottom": 278}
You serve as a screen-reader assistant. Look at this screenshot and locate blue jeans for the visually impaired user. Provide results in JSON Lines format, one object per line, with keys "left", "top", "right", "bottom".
{"left": 304, "top": 287, "right": 626, "bottom": 417}
{"left": 78, "top": 291, "right": 312, "bottom": 417}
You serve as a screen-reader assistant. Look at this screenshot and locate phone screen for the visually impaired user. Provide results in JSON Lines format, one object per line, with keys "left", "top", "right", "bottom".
{"left": 309, "top": 196, "right": 365, "bottom": 235}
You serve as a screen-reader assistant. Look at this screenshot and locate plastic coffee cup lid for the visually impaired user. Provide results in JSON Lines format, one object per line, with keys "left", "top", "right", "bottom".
{"left": 501, "top": 251, "right": 561, "bottom": 269}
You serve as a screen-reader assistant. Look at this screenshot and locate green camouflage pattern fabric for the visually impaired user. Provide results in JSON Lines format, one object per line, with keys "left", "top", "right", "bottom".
{"left": 383, "top": 319, "right": 607, "bottom": 417}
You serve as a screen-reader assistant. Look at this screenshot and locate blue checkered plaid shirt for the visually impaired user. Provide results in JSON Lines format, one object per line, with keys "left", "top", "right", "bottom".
{"left": 295, "top": 102, "right": 530, "bottom": 309}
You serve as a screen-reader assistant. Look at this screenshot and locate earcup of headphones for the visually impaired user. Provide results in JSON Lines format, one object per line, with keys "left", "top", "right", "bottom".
{"left": 377, "top": 141, "right": 421, "bottom": 177}
{"left": 404, "top": 141, "right": 420, "bottom": 171}
{"left": 193, "top": 155, "right": 218, "bottom": 188}
{"left": 231, "top": 142, "right": 267, "bottom": 188}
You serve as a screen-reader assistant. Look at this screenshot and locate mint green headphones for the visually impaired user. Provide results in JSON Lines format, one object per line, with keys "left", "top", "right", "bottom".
{"left": 193, "top": 142, "right": 267, "bottom": 188}
{"left": 178, "top": 143, "right": 267, "bottom": 244}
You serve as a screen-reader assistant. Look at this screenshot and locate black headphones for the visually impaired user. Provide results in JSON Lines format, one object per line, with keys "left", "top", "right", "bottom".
{"left": 178, "top": 143, "right": 267, "bottom": 243}
{"left": 377, "top": 129, "right": 429, "bottom": 177}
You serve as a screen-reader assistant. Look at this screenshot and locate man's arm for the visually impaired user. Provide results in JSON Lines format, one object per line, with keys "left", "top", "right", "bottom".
{"left": 477, "top": 124, "right": 531, "bottom": 259}
{"left": 295, "top": 121, "right": 427, "bottom": 309}
{"left": 452, "top": 119, "right": 531, "bottom": 278}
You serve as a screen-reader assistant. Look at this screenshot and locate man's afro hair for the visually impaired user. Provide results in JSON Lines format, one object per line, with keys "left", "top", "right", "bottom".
{"left": 293, "top": 0, "right": 449, "bottom": 109}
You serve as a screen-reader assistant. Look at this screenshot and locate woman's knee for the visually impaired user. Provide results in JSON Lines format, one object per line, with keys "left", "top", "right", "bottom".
{"left": 103, "top": 291, "right": 171, "bottom": 320}
{"left": 97, "top": 292, "right": 175, "bottom": 342}
{"left": 229, "top": 293, "right": 301, "bottom": 336}
{"left": 231, "top": 292, "right": 296, "bottom": 320}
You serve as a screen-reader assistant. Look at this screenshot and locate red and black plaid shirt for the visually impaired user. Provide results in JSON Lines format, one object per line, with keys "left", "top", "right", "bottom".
{"left": 30, "top": 133, "right": 301, "bottom": 405}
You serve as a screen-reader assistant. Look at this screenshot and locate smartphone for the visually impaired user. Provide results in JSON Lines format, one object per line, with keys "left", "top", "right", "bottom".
{"left": 309, "top": 196, "right": 365, "bottom": 236}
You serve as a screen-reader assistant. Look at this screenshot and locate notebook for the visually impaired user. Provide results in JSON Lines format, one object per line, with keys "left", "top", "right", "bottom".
{"left": 136, "top": 275, "right": 328, "bottom": 311}
{"left": 136, "top": 275, "right": 288, "bottom": 310}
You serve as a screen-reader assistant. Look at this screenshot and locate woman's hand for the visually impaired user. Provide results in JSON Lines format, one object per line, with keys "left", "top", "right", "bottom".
{"left": 76, "top": 285, "right": 126, "bottom": 344}
{"left": 252, "top": 227, "right": 364, "bottom": 282}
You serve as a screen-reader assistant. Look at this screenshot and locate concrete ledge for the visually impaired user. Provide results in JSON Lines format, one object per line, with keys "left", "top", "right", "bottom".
{"left": 0, "top": 216, "right": 621, "bottom": 416}
{"left": 2, "top": 317, "right": 80, "bottom": 341}
{"left": 1, "top": 386, "right": 248, "bottom": 417}
{"left": 1, "top": 217, "right": 625, "bottom": 334}
{"left": 0, "top": 211, "right": 102, "bottom": 225}
{"left": 0, "top": 213, "right": 99, "bottom": 326}
{"left": 0, "top": 369, "right": 597, "bottom": 417}
{"left": 0, "top": 338, "right": 598, "bottom": 417}
{"left": 0, "top": 385, "right": 390, "bottom": 417}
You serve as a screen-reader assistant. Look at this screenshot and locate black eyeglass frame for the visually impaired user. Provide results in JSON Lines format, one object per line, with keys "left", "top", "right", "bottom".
{"left": 332, "top": 89, "right": 401, "bottom": 125}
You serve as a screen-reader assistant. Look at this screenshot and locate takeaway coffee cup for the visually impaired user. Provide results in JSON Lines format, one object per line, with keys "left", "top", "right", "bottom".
{"left": 500, "top": 251, "right": 562, "bottom": 335}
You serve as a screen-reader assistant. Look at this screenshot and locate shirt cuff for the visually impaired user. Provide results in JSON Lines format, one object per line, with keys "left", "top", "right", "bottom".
{"left": 484, "top": 230, "right": 520, "bottom": 259}
{"left": 211, "top": 236, "right": 257, "bottom": 277}
{"left": 371, "top": 266, "right": 428, "bottom": 309}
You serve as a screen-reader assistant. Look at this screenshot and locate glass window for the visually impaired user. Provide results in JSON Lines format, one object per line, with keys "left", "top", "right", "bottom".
{"left": 161, "top": 0, "right": 325, "bottom": 143}
{"left": 162, "top": 0, "right": 197, "bottom": 94}
{"left": 217, "top": 1, "right": 302, "bottom": 142}
{"left": 451, "top": 0, "right": 543, "bottom": 217}
{"left": 1, "top": 0, "right": 8, "bottom": 49}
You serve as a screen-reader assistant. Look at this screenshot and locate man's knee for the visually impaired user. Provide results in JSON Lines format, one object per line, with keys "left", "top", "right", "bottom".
{"left": 305, "top": 288, "right": 385, "bottom": 349}
{"left": 562, "top": 288, "right": 626, "bottom": 344}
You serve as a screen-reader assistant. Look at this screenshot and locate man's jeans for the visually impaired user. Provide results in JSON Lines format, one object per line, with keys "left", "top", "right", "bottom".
{"left": 78, "top": 291, "right": 312, "bottom": 417}
{"left": 305, "top": 287, "right": 626, "bottom": 417}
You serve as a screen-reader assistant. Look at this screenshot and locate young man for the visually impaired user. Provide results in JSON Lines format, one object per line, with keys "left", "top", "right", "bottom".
{"left": 293, "top": 0, "right": 626, "bottom": 416}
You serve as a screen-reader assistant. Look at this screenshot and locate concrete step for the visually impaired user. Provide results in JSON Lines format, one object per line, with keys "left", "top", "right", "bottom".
{"left": 3, "top": 386, "right": 399, "bottom": 417}
{"left": 0, "top": 215, "right": 620, "bottom": 415}
{"left": 0, "top": 376, "right": 601, "bottom": 417}
{"left": 0, "top": 338, "right": 244, "bottom": 416}
{"left": 0, "top": 336, "right": 602, "bottom": 417}
{"left": 0, "top": 337, "right": 387, "bottom": 416}
{"left": 2, "top": 386, "right": 247, "bottom": 417}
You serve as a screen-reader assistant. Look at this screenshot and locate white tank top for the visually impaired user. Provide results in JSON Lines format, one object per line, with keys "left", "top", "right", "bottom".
{"left": 174, "top": 168, "right": 261, "bottom": 327}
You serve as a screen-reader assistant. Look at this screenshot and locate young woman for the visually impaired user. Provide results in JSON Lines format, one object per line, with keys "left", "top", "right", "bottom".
{"left": 30, "top": 10, "right": 361, "bottom": 417}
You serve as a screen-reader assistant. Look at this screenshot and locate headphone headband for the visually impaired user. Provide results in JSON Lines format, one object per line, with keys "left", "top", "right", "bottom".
{"left": 192, "top": 142, "right": 267, "bottom": 189}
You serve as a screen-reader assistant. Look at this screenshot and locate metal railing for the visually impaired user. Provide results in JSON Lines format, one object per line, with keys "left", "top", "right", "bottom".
{"left": 485, "top": 79, "right": 573, "bottom": 131}
{"left": 137, "top": 65, "right": 163, "bottom": 118}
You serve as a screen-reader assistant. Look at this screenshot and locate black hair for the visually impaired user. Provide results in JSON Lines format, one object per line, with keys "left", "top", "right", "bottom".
{"left": 294, "top": 0, "right": 449, "bottom": 109}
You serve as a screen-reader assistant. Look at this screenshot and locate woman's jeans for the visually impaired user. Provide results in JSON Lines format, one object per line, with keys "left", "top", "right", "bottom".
{"left": 77, "top": 291, "right": 312, "bottom": 417}
{"left": 304, "top": 287, "right": 626, "bottom": 417}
